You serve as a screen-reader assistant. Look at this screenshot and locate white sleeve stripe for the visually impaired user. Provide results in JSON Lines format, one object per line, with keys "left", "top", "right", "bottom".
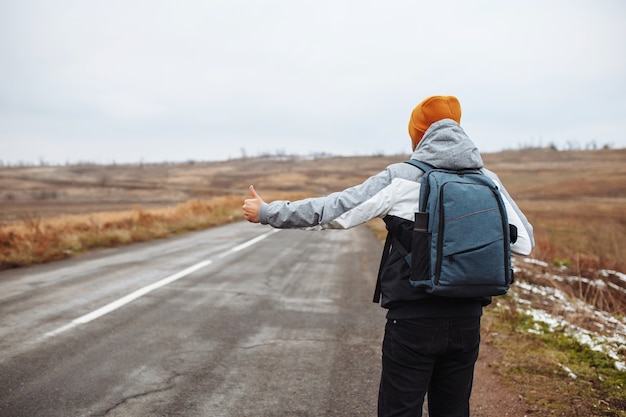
{"left": 326, "top": 178, "right": 421, "bottom": 229}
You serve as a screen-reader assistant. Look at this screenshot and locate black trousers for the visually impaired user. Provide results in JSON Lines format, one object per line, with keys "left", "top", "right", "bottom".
{"left": 378, "top": 317, "right": 481, "bottom": 417}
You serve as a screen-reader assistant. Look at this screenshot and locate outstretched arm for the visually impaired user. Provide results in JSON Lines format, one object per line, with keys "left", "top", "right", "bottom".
{"left": 244, "top": 165, "right": 414, "bottom": 229}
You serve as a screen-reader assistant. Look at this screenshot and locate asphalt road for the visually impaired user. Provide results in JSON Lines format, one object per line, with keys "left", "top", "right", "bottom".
{"left": 0, "top": 222, "right": 386, "bottom": 417}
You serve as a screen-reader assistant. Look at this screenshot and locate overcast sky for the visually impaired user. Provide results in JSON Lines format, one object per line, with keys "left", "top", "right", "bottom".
{"left": 1, "top": 0, "right": 625, "bottom": 164}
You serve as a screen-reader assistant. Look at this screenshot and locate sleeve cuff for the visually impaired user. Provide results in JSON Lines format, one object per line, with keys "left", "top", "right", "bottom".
{"left": 258, "top": 203, "right": 269, "bottom": 224}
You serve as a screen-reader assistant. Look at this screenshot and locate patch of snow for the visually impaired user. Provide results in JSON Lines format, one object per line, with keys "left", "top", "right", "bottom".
{"left": 509, "top": 261, "right": 626, "bottom": 373}
{"left": 607, "top": 282, "right": 626, "bottom": 295}
{"left": 600, "top": 269, "right": 626, "bottom": 283}
{"left": 558, "top": 363, "right": 577, "bottom": 379}
{"left": 520, "top": 306, "right": 626, "bottom": 373}
{"left": 563, "top": 275, "right": 607, "bottom": 288}
{"left": 522, "top": 258, "right": 549, "bottom": 267}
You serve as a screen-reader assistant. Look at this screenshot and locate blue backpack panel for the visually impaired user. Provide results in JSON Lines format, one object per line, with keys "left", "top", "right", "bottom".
{"left": 406, "top": 160, "right": 513, "bottom": 298}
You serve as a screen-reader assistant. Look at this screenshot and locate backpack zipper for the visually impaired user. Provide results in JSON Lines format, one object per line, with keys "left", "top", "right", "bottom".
{"left": 434, "top": 182, "right": 447, "bottom": 283}
{"left": 492, "top": 187, "right": 511, "bottom": 285}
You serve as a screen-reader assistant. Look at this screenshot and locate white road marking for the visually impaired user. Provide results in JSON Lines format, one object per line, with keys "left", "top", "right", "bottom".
{"left": 228, "top": 229, "right": 280, "bottom": 254}
{"left": 44, "top": 229, "right": 280, "bottom": 338}
{"left": 76, "top": 260, "right": 213, "bottom": 325}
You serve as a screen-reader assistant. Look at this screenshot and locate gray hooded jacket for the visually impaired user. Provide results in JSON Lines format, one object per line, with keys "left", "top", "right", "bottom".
{"left": 259, "top": 120, "right": 534, "bottom": 315}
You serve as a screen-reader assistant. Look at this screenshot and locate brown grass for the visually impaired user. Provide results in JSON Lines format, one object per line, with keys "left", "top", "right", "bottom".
{"left": 483, "top": 148, "right": 626, "bottom": 273}
{"left": 0, "top": 193, "right": 308, "bottom": 269}
{"left": 1, "top": 149, "right": 624, "bottom": 274}
{"left": 522, "top": 199, "right": 625, "bottom": 273}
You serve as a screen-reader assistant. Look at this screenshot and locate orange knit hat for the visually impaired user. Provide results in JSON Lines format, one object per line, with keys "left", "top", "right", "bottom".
{"left": 408, "top": 95, "right": 462, "bottom": 149}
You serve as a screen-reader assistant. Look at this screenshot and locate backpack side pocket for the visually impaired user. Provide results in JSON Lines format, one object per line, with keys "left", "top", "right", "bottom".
{"left": 410, "top": 212, "right": 431, "bottom": 284}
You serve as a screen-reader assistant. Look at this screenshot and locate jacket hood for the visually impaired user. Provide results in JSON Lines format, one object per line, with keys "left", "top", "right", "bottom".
{"left": 410, "top": 119, "right": 483, "bottom": 170}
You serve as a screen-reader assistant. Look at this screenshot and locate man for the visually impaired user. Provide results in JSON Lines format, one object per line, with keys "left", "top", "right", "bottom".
{"left": 243, "top": 95, "right": 534, "bottom": 417}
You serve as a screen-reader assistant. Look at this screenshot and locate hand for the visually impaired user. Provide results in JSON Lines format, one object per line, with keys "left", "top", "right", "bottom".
{"left": 242, "top": 185, "right": 265, "bottom": 223}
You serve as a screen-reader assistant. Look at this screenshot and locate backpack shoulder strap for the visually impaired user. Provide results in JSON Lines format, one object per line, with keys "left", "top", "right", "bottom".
{"left": 373, "top": 232, "right": 392, "bottom": 303}
{"left": 404, "top": 159, "right": 435, "bottom": 173}
{"left": 373, "top": 229, "right": 413, "bottom": 303}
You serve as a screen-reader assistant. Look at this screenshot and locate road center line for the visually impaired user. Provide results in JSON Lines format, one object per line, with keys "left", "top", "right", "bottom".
{"left": 44, "top": 260, "right": 212, "bottom": 338}
{"left": 228, "top": 229, "right": 280, "bottom": 253}
{"left": 75, "top": 260, "right": 213, "bottom": 325}
{"left": 44, "top": 229, "right": 280, "bottom": 338}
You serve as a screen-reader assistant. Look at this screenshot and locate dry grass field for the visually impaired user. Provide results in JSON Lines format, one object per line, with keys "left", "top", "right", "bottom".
{"left": 0, "top": 155, "right": 402, "bottom": 222}
{"left": 482, "top": 148, "right": 626, "bottom": 273}
{"left": 1, "top": 148, "right": 624, "bottom": 272}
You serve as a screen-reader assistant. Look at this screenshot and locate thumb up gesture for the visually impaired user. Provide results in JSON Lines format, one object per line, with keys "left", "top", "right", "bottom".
{"left": 242, "top": 185, "right": 265, "bottom": 223}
